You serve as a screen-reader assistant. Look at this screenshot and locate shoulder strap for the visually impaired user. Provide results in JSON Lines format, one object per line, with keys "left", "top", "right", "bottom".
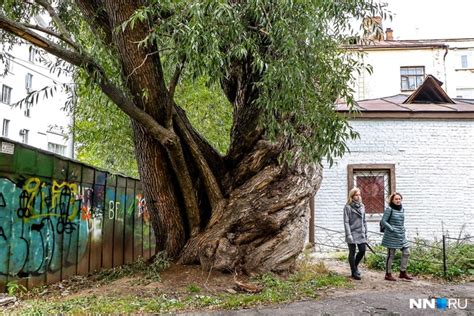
{"left": 387, "top": 207, "right": 393, "bottom": 223}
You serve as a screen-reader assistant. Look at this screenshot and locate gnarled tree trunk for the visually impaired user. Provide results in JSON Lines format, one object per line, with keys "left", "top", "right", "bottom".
{"left": 98, "top": 0, "right": 324, "bottom": 273}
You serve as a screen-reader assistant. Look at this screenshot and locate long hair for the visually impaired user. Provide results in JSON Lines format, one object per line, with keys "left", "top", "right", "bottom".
{"left": 347, "top": 187, "right": 362, "bottom": 204}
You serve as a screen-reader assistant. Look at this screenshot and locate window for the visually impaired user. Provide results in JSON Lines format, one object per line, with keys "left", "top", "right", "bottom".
{"left": 2, "top": 119, "right": 9, "bottom": 137}
{"left": 24, "top": 101, "right": 32, "bottom": 117}
{"left": 28, "top": 47, "right": 36, "bottom": 63}
{"left": 461, "top": 55, "right": 468, "bottom": 68}
{"left": 400, "top": 66, "right": 425, "bottom": 91}
{"left": 20, "top": 129, "right": 29, "bottom": 144}
{"left": 347, "top": 164, "right": 396, "bottom": 214}
{"left": 25, "top": 73, "right": 33, "bottom": 92}
{"left": 1, "top": 85, "right": 12, "bottom": 104}
{"left": 48, "top": 142, "right": 66, "bottom": 156}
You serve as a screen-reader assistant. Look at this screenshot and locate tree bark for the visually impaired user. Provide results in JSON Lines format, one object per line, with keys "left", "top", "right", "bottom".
{"left": 180, "top": 147, "right": 323, "bottom": 273}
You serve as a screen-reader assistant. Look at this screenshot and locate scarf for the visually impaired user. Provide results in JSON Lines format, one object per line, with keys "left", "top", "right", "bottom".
{"left": 350, "top": 201, "right": 362, "bottom": 210}
{"left": 350, "top": 201, "right": 363, "bottom": 217}
{"left": 389, "top": 202, "right": 402, "bottom": 211}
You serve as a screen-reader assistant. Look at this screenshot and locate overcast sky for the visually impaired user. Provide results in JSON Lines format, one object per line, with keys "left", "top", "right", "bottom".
{"left": 379, "top": 0, "right": 474, "bottom": 40}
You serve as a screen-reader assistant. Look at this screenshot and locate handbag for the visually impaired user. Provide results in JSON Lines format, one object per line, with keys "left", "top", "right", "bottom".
{"left": 379, "top": 208, "right": 392, "bottom": 232}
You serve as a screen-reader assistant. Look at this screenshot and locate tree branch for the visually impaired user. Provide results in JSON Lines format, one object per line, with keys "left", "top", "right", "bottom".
{"left": 0, "top": 13, "right": 177, "bottom": 147}
{"left": 168, "top": 57, "right": 186, "bottom": 100}
{"left": 173, "top": 106, "right": 224, "bottom": 210}
{"left": 165, "top": 57, "right": 185, "bottom": 128}
{"left": 20, "top": 22, "right": 78, "bottom": 50}
{"left": 165, "top": 139, "right": 202, "bottom": 237}
{"left": 75, "top": 0, "right": 112, "bottom": 43}
{"left": 35, "top": 0, "right": 75, "bottom": 46}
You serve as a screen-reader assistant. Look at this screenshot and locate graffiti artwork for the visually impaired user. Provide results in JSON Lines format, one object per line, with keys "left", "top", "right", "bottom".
{"left": 0, "top": 177, "right": 90, "bottom": 277}
{"left": 0, "top": 137, "right": 155, "bottom": 291}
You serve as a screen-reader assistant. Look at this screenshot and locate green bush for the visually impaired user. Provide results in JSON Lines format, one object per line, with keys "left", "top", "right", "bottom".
{"left": 365, "top": 239, "right": 474, "bottom": 279}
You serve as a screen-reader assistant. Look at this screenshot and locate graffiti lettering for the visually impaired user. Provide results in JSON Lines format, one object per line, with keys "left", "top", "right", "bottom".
{"left": 0, "top": 177, "right": 89, "bottom": 278}
{"left": 0, "top": 167, "right": 148, "bottom": 287}
{"left": 108, "top": 200, "right": 115, "bottom": 219}
{"left": 0, "top": 192, "right": 5, "bottom": 207}
{"left": 0, "top": 226, "right": 6, "bottom": 241}
{"left": 137, "top": 194, "right": 149, "bottom": 222}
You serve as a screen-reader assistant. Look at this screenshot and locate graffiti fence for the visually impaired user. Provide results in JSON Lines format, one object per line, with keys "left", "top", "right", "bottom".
{"left": 0, "top": 137, "right": 155, "bottom": 292}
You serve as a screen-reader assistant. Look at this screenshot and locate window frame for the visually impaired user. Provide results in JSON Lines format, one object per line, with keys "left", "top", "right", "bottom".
{"left": 2, "top": 119, "right": 9, "bottom": 137}
{"left": 400, "top": 66, "right": 425, "bottom": 92}
{"left": 461, "top": 55, "right": 468, "bottom": 68}
{"left": 25, "top": 73, "right": 33, "bottom": 92}
{"left": 47, "top": 142, "right": 66, "bottom": 156}
{"left": 24, "top": 101, "right": 32, "bottom": 117}
{"left": 20, "top": 129, "right": 29, "bottom": 144}
{"left": 28, "top": 47, "right": 36, "bottom": 63}
{"left": 1, "top": 84, "right": 12, "bottom": 105}
{"left": 347, "top": 164, "right": 396, "bottom": 218}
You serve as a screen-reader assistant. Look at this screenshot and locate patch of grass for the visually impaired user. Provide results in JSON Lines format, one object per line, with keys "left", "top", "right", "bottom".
{"left": 93, "top": 252, "right": 170, "bottom": 284}
{"left": 365, "top": 239, "right": 474, "bottom": 280}
{"left": 6, "top": 281, "right": 27, "bottom": 296}
{"left": 16, "top": 260, "right": 349, "bottom": 314}
{"left": 187, "top": 283, "right": 201, "bottom": 293}
{"left": 335, "top": 252, "right": 348, "bottom": 262}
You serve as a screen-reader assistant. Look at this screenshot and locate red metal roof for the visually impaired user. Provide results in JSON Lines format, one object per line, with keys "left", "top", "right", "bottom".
{"left": 337, "top": 96, "right": 474, "bottom": 112}
{"left": 337, "top": 75, "right": 474, "bottom": 118}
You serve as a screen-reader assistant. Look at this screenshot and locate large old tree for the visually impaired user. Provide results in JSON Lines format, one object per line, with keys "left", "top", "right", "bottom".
{"left": 0, "top": 1, "right": 384, "bottom": 274}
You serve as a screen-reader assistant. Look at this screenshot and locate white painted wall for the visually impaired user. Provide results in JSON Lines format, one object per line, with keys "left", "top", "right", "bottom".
{"left": 314, "top": 119, "right": 474, "bottom": 248}
{"left": 353, "top": 47, "right": 447, "bottom": 100}
{"left": 353, "top": 40, "right": 474, "bottom": 100}
{"left": 0, "top": 45, "right": 73, "bottom": 158}
{"left": 444, "top": 40, "right": 474, "bottom": 98}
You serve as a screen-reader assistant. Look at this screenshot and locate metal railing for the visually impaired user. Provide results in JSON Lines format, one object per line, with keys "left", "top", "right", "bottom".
{"left": 313, "top": 224, "right": 473, "bottom": 279}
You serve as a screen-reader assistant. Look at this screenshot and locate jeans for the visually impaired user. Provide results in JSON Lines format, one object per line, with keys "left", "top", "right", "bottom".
{"left": 348, "top": 243, "right": 366, "bottom": 274}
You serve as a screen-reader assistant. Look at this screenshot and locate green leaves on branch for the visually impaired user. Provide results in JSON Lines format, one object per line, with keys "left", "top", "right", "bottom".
{"left": 128, "top": 0, "right": 386, "bottom": 163}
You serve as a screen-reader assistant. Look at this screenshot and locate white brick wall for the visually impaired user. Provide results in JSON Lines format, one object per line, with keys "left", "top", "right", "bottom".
{"left": 314, "top": 119, "right": 474, "bottom": 249}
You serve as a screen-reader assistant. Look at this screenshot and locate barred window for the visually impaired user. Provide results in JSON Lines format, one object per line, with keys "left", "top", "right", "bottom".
{"left": 347, "top": 164, "right": 396, "bottom": 214}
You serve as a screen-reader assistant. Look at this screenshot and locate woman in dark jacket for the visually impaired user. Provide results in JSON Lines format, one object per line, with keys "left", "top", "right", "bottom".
{"left": 343, "top": 187, "right": 367, "bottom": 280}
{"left": 381, "top": 192, "right": 413, "bottom": 281}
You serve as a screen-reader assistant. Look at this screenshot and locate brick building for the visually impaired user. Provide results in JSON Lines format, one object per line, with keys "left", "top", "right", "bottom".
{"left": 312, "top": 76, "right": 474, "bottom": 248}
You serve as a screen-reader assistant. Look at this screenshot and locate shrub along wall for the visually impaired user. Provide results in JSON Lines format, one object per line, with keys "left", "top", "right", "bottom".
{"left": 0, "top": 137, "right": 155, "bottom": 292}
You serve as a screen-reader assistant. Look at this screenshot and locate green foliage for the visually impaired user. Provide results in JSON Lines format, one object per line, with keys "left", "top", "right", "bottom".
{"left": 1, "top": 0, "right": 388, "bottom": 168}
{"left": 73, "top": 75, "right": 230, "bottom": 177}
{"left": 127, "top": 0, "right": 386, "bottom": 163}
{"left": 365, "top": 240, "right": 474, "bottom": 279}
{"left": 186, "top": 283, "right": 201, "bottom": 293}
{"left": 175, "top": 77, "right": 232, "bottom": 154}
{"left": 94, "top": 253, "right": 170, "bottom": 284}
{"left": 145, "top": 252, "right": 171, "bottom": 281}
{"left": 6, "top": 281, "right": 27, "bottom": 296}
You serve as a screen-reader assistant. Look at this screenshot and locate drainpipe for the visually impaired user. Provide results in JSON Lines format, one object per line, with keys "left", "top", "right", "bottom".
{"left": 443, "top": 45, "right": 449, "bottom": 93}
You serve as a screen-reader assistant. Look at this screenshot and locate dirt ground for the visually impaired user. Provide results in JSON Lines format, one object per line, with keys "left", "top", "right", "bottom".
{"left": 24, "top": 263, "right": 252, "bottom": 301}
{"left": 4, "top": 255, "right": 473, "bottom": 315}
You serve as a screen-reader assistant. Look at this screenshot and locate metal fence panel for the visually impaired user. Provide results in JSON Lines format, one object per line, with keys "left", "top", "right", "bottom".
{"left": 0, "top": 137, "right": 155, "bottom": 292}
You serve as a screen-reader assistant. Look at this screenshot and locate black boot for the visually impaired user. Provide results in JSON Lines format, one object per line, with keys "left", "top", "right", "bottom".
{"left": 351, "top": 271, "right": 361, "bottom": 280}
